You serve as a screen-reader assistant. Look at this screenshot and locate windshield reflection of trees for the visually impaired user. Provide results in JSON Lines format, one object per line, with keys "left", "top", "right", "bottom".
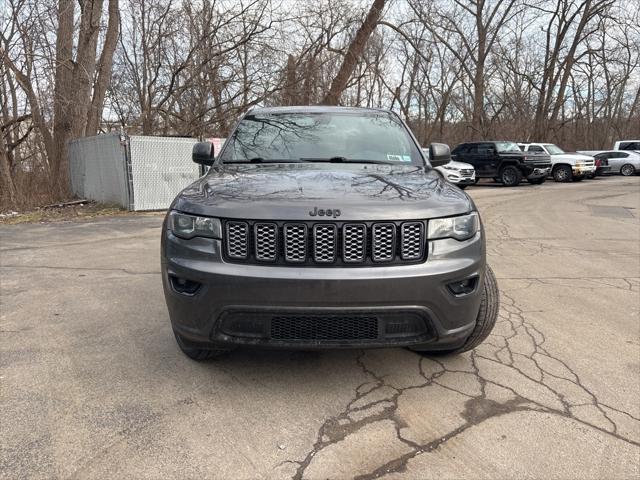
{"left": 221, "top": 113, "right": 417, "bottom": 162}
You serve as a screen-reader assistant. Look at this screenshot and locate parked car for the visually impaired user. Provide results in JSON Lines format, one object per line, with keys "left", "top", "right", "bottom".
{"left": 451, "top": 141, "right": 550, "bottom": 186}
{"left": 592, "top": 157, "right": 612, "bottom": 177}
{"left": 518, "top": 143, "right": 595, "bottom": 182}
{"left": 162, "top": 106, "right": 499, "bottom": 359}
{"left": 423, "top": 148, "right": 475, "bottom": 189}
{"left": 590, "top": 151, "right": 640, "bottom": 176}
{"left": 613, "top": 140, "right": 640, "bottom": 152}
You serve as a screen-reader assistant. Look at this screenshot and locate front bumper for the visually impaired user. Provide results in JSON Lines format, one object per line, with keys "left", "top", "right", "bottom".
{"left": 573, "top": 164, "right": 596, "bottom": 175}
{"left": 527, "top": 167, "right": 551, "bottom": 179}
{"left": 161, "top": 229, "right": 486, "bottom": 351}
{"left": 445, "top": 172, "right": 475, "bottom": 185}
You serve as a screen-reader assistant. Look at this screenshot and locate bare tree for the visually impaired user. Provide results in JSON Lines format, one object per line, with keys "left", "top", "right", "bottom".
{"left": 1, "top": 0, "right": 120, "bottom": 197}
{"left": 322, "top": 0, "right": 386, "bottom": 105}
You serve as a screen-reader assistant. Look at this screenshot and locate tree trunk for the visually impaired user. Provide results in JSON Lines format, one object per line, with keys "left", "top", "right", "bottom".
{"left": 51, "top": 0, "right": 75, "bottom": 196}
{"left": 86, "top": 0, "right": 120, "bottom": 136}
{"left": 322, "top": 0, "right": 386, "bottom": 105}
{"left": 0, "top": 140, "right": 16, "bottom": 205}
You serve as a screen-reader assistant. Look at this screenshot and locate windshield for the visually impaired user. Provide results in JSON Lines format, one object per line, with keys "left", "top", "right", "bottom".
{"left": 218, "top": 112, "right": 422, "bottom": 164}
{"left": 544, "top": 144, "right": 565, "bottom": 155}
{"left": 495, "top": 141, "right": 521, "bottom": 153}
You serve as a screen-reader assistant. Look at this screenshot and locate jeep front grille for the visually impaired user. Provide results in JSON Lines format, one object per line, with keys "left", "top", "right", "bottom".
{"left": 222, "top": 220, "right": 427, "bottom": 266}
{"left": 284, "top": 224, "right": 306, "bottom": 262}
{"left": 343, "top": 224, "right": 366, "bottom": 262}
{"left": 226, "top": 222, "right": 248, "bottom": 259}
{"left": 372, "top": 223, "right": 395, "bottom": 262}
{"left": 460, "top": 169, "right": 474, "bottom": 178}
{"left": 400, "top": 222, "right": 424, "bottom": 260}
{"left": 254, "top": 223, "right": 277, "bottom": 261}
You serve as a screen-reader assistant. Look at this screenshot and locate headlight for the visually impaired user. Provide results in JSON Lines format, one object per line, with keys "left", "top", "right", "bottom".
{"left": 443, "top": 165, "right": 458, "bottom": 171}
{"left": 169, "top": 211, "right": 221, "bottom": 239}
{"left": 428, "top": 212, "right": 479, "bottom": 241}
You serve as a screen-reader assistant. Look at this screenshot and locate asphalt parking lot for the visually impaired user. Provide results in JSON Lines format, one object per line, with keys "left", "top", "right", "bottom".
{"left": 1, "top": 176, "right": 639, "bottom": 479}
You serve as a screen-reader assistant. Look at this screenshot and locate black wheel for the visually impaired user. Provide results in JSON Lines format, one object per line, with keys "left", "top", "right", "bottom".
{"left": 413, "top": 266, "right": 500, "bottom": 355}
{"left": 553, "top": 165, "right": 572, "bottom": 182}
{"left": 500, "top": 165, "right": 522, "bottom": 187}
{"left": 621, "top": 164, "right": 636, "bottom": 176}
{"left": 587, "top": 172, "right": 596, "bottom": 179}
{"left": 474, "top": 178, "right": 480, "bottom": 184}
{"left": 528, "top": 177, "right": 546, "bottom": 185}
{"left": 173, "top": 330, "right": 232, "bottom": 360}
{"left": 458, "top": 185, "right": 467, "bottom": 190}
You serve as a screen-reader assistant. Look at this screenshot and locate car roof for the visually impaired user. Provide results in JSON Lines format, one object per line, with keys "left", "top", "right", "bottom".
{"left": 598, "top": 150, "right": 638, "bottom": 154}
{"left": 247, "top": 105, "right": 394, "bottom": 115}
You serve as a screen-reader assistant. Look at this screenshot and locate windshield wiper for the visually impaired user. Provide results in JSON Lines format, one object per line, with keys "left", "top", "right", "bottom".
{"left": 224, "top": 158, "right": 302, "bottom": 164}
{"left": 299, "top": 157, "right": 395, "bottom": 165}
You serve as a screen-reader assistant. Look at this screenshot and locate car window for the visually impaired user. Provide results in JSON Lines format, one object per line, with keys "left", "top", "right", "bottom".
{"left": 477, "top": 144, "right": 495, "bottom": 155}
{"left": 528, "top": 145, "right": 544, "bottom": 153}
{"left": 466, "top": 145, "right": 479, "bottom": 154}
{"left": 452, "top": 144, "right": 467, "bottom": 154}
{"left": 544, "top": 144, "right": 565, "bottom": 155}
{"left": 613, "top": 152, "right": 629, "bottom": 158}
{"left": 494, "top": 141, "right": 520, "bottom": 153}
{"left": 619, "top": 142, "right": 640, "bottom": 150}
{"left": 218, "top": 112, "right": 422, "bottom": 164}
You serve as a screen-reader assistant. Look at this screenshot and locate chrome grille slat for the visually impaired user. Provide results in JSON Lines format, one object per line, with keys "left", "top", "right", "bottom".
{"left": 372, "top": 223, "right": 395, "bottom": 262}
{"left": 401, "top": 222, "right": 424, "bottom": 260}
{"left": 254, "top": 223, "right": 277, "bottom": 261}
{"left": 284, "top": 224, "right": 307, "bottom": 262}
{"left": 343, "top": 224, "right": 366, "bottom": 263}
{"left": 226, "top": 221, "right": 248, "bottom": 259}
{"left": 313, "top": 224, "right": 337, "bottom": 263}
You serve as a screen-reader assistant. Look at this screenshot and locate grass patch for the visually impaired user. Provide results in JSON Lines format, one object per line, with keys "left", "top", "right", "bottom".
{"left": 0, "top": 201, "right": 164, "bottom": 225}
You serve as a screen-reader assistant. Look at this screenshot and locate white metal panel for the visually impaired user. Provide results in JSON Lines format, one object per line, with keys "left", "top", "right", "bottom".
{"left": 129, "top": 136, "right": 200, "bottom": 211}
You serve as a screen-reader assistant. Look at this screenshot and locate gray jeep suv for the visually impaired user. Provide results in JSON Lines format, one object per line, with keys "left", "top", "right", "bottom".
{"left": 161, "top": 106, "right": 499, "bottom": 360}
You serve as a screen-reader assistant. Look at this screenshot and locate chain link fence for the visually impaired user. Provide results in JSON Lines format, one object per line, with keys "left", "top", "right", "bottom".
{"left": 69, "top": 134, "right": 202, "bottom": 211}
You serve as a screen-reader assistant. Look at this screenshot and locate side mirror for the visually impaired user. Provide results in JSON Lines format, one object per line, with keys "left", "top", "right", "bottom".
{"left": 429, "top": 142, "right": 451, "bottom": 167}
{"left": 192, "top": 141, "right": 215, "bottom": 166}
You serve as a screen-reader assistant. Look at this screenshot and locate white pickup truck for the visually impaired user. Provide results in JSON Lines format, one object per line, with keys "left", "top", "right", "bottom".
{"left": 613, "top": 140, "right": 640, "bottom": 151}
{"left": 518, "top": 143, "right": 595, "bottom": 182}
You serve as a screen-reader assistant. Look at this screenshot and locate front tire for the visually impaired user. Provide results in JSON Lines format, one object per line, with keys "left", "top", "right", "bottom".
{"left": 553, "top": 165, "right": 572, "bottom": 182}
{"left": 621, "top": 164, "right": 636, "bottom": 176}
{"left": 173, "top": 330, "right": 232, "bottom": 360}
{"left": 458, "top": 184, "right": 468, "bottom": 190}
{"left": 500, "top": 166, "right": 522, "bottom": 187}
{"left": 413, "top": 266, "right": 500, "bottom": 355}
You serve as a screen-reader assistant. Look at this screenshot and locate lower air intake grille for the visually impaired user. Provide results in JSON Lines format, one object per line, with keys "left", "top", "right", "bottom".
{"left": 270, "top": 315, "right": 379, "bottom": 340}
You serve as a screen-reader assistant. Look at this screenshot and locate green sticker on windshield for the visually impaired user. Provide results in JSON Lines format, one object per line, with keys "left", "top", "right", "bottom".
{"left": 402, "top": 155, "right": 411, "bottom": 162}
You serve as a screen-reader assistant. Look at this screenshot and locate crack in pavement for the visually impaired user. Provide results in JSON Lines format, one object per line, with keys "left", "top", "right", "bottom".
{"left": 283, "top": 287, "right": 640, "bottom": 479}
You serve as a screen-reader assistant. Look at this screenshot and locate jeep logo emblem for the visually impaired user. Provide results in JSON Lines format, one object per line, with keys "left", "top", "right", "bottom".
{"left": 309, "top": 207, "right": 341, "bottom": 218}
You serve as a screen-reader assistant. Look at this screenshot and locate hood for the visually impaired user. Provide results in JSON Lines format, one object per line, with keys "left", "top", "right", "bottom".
{"left": 172, "top": 163, "right": 473, "bottom": 221}
{"left": 555, "top": 152, "right": 594, "bottom": 161}
{"left": 438, "top": 160, "right": 474, "bottom": 170}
